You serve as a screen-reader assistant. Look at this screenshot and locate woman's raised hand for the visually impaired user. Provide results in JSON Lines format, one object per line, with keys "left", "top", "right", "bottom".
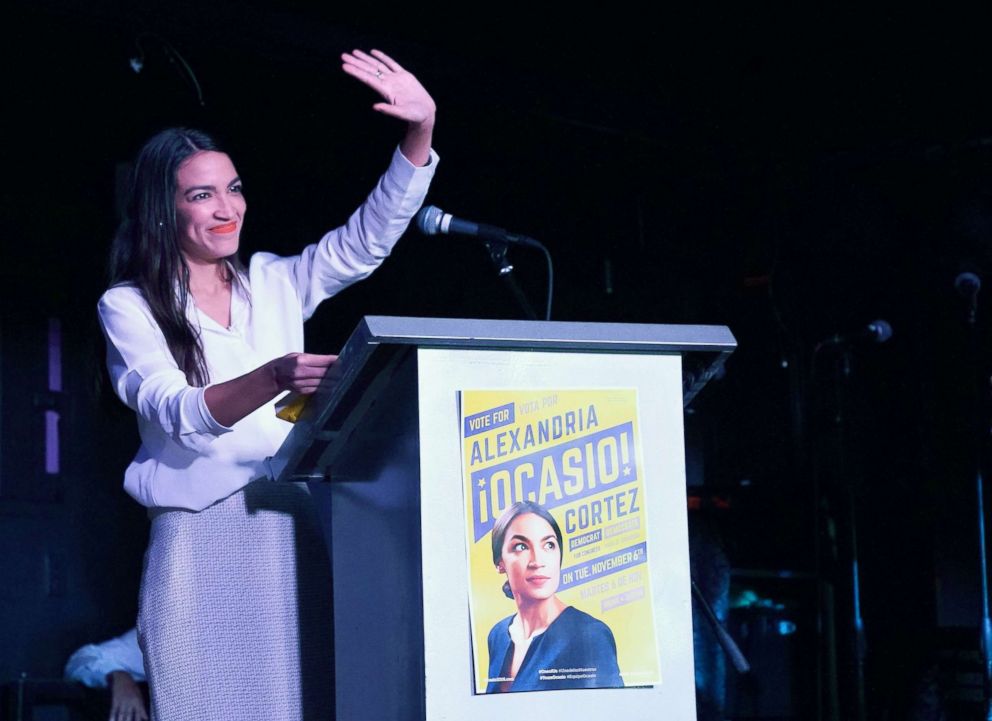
{"left": 341, "top": 49, "right": 436, "bottom": 128}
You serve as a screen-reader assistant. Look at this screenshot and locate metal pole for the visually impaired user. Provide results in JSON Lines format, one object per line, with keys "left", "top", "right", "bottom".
{"left": 834, "top": 349, "right": 866, "bottom": 721}
{"left": 963, "top": 299, "right": 992, "bottom": 719}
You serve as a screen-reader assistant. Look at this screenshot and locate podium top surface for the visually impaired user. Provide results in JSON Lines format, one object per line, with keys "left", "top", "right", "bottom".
{"left": 348, "top": 317, "right": 736, "bottom": 408}
{"left": 354, "top": 316, "right": 736, "bottom": 354}
{"left": 269, "top": 316, "right": 736, "bottom": 481}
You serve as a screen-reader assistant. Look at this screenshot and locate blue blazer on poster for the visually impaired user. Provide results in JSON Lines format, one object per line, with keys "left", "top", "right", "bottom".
{"left": 486, "top": 606, "right": 624, "bottom": 693}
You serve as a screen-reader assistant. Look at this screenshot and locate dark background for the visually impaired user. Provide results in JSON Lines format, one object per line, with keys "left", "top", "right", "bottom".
{"left": 3, "top": 2, "right": 992, "bottom": 719}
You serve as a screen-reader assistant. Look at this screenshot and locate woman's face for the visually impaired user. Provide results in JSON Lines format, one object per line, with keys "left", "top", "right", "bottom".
{"left": 173, "top": 150, "right": 245, "bottom": 264}
{"left": 498, "top": 512, "right": 562, "bottom": 603}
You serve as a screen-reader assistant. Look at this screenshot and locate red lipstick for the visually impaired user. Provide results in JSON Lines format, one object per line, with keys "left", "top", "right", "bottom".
{"left": 210, "top": 222, "right": 238, "bottom": 234}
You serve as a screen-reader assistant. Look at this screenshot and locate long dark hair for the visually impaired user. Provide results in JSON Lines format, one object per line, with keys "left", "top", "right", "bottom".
{"left": 108, "top": 127, "right": 242, "bottom": 386}
{"left": 491, "top": 501, "right": 564, "bottom": 599}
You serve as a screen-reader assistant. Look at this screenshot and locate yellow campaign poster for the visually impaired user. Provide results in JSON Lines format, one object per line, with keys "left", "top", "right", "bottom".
{"left": 460, "top": 389, "right": 661, "bottom": 695}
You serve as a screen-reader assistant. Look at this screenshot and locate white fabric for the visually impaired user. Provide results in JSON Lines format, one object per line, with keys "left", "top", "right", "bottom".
{"left": 98, "top": 147, "right": 438, "bottom": 510}
{"left": 506, "top": 613, "right": 547, "bottom": 676}
{"left": 64, "top": 627, "right": 146, "bottom": 688}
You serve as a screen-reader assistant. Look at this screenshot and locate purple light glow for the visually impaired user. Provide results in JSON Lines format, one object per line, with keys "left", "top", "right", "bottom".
{"left": 45, "top": 410, "right": 60, "bottom": 475}
{"left": 46, "top": 318, "right": 61, "bottom": 474}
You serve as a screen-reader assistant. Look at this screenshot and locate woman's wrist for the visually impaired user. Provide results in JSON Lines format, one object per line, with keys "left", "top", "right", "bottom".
{"left": 400, "top": 118, "right": 435, "bottom": 167}
{"left": 203, "top": 362, "right": 282, "bottom": 428}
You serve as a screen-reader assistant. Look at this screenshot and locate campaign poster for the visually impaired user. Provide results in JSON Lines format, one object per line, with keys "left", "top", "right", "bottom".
{"left": 460, "top": 389, "right": 661, "bottom": 694}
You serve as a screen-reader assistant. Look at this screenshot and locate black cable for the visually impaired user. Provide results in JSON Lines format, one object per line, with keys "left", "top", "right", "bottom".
{"left": 533, "top": 239, "right": 554, "bottom": 321}
{"left": 130, "top": 32, "right": 205, "bottom": 107}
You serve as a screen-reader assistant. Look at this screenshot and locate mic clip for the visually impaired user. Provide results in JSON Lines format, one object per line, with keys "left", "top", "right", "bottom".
{"left": 485, "top": 240, "right": 514, "bottom": 276}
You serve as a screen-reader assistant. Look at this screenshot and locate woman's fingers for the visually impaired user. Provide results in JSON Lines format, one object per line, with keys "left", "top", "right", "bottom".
{"left": 341, "top": 49, "right": 436, "bottom": 126}
{"left": 294, "top": 352, "right": 338, "bottom": 370}
{"left": 370, "top": 49, "right": 403, "bottom": 73}
{"left": 274, "top": 353, "right": 338, "bottom": 393}
{"left": 342, "top": 49, "right": 384, "bottom": 81}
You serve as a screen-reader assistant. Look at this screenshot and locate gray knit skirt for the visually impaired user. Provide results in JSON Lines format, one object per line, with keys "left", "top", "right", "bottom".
{"left": 137, "top": 480, "right": 334, "bottom": 721}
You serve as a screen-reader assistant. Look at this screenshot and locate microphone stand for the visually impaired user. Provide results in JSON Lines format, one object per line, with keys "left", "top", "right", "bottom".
{"left": 960, "top": 283, "right": 992, "bottom": 720}
{"left": 481, "top": 239, "right": 554, "bottom": 321}
{"left": 811, "top": 339, "right": 867, "bottom": 721}
{"left": 416, "top": 206, "right": 554, "bottom": 320}
{"left": 483, "top": 240, "right": 538, "bottom": 320}
{"left": 691, "top": 578, "right": 750, "bottom": 674}
{"left": 833, "top": 347, "right": 867, "bottom": 721}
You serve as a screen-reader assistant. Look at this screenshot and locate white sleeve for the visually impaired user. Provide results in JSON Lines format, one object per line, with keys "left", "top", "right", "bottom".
{"left": 97, "top": 287, "right": 232, "bottom": 451}
{"left": 288, "top": 146, "right": 439, "bottom": 319}
{"left": 64, "top": 628, "right": 146, "bottom": 687}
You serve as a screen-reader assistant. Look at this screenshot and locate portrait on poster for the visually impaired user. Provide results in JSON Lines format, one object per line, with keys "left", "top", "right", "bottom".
{"left": 460, "top": 388, "right": 661, "bottom": 694}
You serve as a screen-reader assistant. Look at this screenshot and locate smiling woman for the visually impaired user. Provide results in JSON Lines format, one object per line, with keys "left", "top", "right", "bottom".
{"left": 173, "top": 151, "right": 245, "bottom": 266}
{"left": 96, "top": 48, "right": 438, "bottom": 721}
{"left": 173, "top": 150, "right": 246, "bottom": 328}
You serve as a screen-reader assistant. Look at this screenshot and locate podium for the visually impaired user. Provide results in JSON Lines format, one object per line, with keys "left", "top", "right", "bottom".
{"left": 268, "top": 316, "right": 735, "bottom": 721}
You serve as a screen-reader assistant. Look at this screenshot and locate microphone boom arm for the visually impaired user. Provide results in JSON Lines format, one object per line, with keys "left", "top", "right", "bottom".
{"left": 416, "top": 205, "right": 554, "bottom": 320}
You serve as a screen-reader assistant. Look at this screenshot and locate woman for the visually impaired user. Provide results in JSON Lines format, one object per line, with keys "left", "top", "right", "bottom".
{"left": 487, "top": 501, "right": 624, "bottom": 693}
{"left": 97, "top": 49, "right": 437, "bottom": 720}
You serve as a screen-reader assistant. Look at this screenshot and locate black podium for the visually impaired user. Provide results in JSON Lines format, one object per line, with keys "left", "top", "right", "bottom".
{"left": 268, "top": 316, "right": 735, "bottom": 721}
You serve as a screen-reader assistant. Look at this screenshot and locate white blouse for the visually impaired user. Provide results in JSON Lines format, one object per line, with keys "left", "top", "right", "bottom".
{"left": 98, "top": 147, "right": 438, "bottom": 511}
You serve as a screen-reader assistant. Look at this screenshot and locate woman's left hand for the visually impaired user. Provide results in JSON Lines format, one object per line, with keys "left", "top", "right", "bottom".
{"left": 342, "top": 49, "right": 436, "bottom": 128}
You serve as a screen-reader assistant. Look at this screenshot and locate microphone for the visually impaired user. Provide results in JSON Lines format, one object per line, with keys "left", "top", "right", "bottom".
{"left": 415, "top": 205, "right": 539, "bottom": 248}
{"left": 956, "top": 271, "right": 981, "bottom": 324}
{"left": 819, "top": 319, "right": 893, "bottom": 348}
